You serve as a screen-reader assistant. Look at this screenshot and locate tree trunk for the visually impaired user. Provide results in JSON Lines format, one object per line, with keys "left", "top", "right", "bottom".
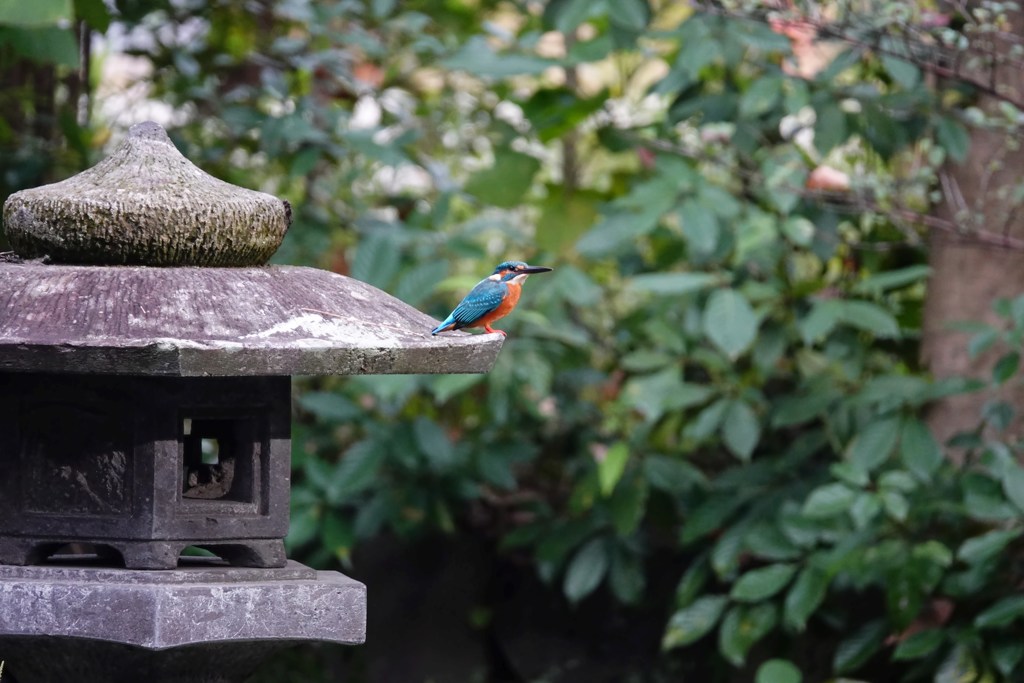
{"left": 921, "top": 9, "right": 1024, "bottom": 447}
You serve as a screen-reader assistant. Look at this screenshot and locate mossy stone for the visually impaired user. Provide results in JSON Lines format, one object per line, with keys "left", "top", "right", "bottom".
{"left": 2, "top": 121, "right": 291, "bottom": 266}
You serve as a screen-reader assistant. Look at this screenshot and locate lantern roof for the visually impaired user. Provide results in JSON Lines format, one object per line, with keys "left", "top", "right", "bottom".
{"left": 0, "top": 122, "right": 502, "bottom": 376}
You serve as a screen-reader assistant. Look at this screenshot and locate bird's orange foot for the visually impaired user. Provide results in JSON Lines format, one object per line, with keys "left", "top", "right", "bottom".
{"left": 484, "top": 325, "right": 507, "bottom": 336}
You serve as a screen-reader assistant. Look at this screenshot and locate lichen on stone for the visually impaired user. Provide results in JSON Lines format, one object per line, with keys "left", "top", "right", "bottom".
{"left": 2, "top": 121, "right": 291, "bottom": 266}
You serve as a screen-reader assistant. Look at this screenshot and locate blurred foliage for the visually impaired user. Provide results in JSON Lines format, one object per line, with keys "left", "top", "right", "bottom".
{"left": 5, "top": 0, "right": 1024, "bottom": 680}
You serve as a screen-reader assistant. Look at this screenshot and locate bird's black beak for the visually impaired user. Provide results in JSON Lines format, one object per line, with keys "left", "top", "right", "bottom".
{"left": 522, "top": 265, "right": 553, "bottom": 274}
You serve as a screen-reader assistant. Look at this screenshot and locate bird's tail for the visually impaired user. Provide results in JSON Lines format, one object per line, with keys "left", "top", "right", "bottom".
{"left": 431, "top": 316, "right": 456, "bottom": 335}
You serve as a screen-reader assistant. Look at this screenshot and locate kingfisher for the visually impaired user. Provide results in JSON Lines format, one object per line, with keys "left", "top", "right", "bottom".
{"left": 431, "top": 260, "right": 553, "bottom": 336}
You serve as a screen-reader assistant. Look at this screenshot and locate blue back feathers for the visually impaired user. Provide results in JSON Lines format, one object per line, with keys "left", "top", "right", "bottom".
{"left": 431, "top": 275, "right": 507, "bottom": 334}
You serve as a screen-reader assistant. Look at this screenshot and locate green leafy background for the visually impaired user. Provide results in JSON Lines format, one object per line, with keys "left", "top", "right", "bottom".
{"left": 3, "top": 0, "right": 1024, "bottom": 681}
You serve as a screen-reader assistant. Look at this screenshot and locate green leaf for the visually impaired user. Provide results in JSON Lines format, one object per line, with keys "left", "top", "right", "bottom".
{"left": 608, "top": 0, "right": 649, "bottom": 31}
{"left": 685, "top": 398, "right": 731, "bottom": 440}
{"left": 537, "top": 187, "right": 600, "bottom": 253}
{"left": 879, "top": 470, "right": 918, "bottom": 493}
{"left": 846, "top": 415, "right": 900, "bottom": 472}
{"left": 332, "top": 440, "right": 385, "bottom": 500}
{"left": 371, "top": 0, "right": 396, "bottom": 17}
{"left": 983, "top": 400, "right": 1015, "bottom": 431}
{"left": 394, "top": 260, "right": 448, "bottom": 307}
{"left": 991, "top": 640, "right": 1024, "bottom": 676}
{"left": 756, "top": 659, "right": 803, "bottom": 683}
{"left": 428, "top": 373, "right": 485, "bottom": 403}
{"left": 817, "top": 46, "right": 861, "bottom": 82}
{"left": 0, "top": 0, "right": 71, "bottom": 25}
{"left": 881, "top": 489, "right": 909, "bottom": 522}
{"left": 563, "top": 537, "right": 609, "bottom": 603}
{"left": 644, "top": 455, "right": 707, "bottom": 494}
{"left": 74, "top": 0, "right": 109, "bottom": 30}
{"left": 682, "top": 495, "right": 745, "bottom": 544}
{"left": 670, "top": 563, "right": 707, "bottom": 611}
{"left": 609, "top": 545, "right": 645, "bottom": 603}
{"left": 772, "top": 390, "right": 832, "bottom": 427}
{"left": 963, "top": 472, "right": 1019, "bottom": 521}
{"left": 523, "top": 87, "right": 607, "bottom": 143}
{"left": 745, "top": 523, "right": 801, "bottom": 561}
{"left": 298, "top": 391, "right": 361, "bottom": 422}
{"left": 663, "top": 595, "right": 728, "bottom": 649}
{"left": 340, "top": 129, "right": 406, "bottom": 165}
{"left": 840, "top": 301, "right": 901, "bottom": 338}
{"left": 802, "top": 299, "right": 900, "bottom": 341}
{"left": 321, "top": 510, "right": 355, "bottom": 563}
{"left": 721, "top": 399, "right": 761, "bottom": 461}
{"left": 881, "top": 55, "right": 919, "bottom": 89}
{"left": 779, "top": 507, "right": 824, "bottom": 548}
{"left": 477, "top": 449, "right": 517, "bottom": 490}
{"left": 936, "top": 115, "right": 970, "bottom": 163}
{"left": 739, "top": 76, "right": 783, "bottom": 118}
{"left": 780, "top": 216, "right": 814, "bottom": 247}
{"left": 730, "top": 563, "right": 798, "bottom": 602}
{"left": 814, "top": 103, "right": 846, "bottom": 156}
{"left": 703, "top": 288, "right": 760, "bottom": 359}
{"left": 759, "top": 151, "right": 806, "bottom": 214}
{"left": 957, "top": 528, "right": 1022, "bottom": 566}
{"left": 413, "top": 417, "right": 457, "bottom": 472}
{"left": 975, "top": 595, "right": 1024, "bottom": 629}
{"left": 848, "top": 492, "right": 881, "bottom": 529}
{"left": 442, "top": 36, "right": 557, "bottom": 78}
{"left": 892, "top": 629, "right": 944, "bottom": 661}
{"left": 1002, "top": 465, "right": 1024, "bottom": 513}
{"left": 623, "top": 368, "right": 711, "bottom": 422}
{"left": 610, "top": 476, "right": 648, "bottom": 536}
{"left": 618, "top": 350, "right": 675, "bottom": 370}
{"left": 969, "top": 327, "right": 999, "bottom": 360}
{"left": 913, "top": 540, "right": 954, "bottom": 568}
{"left": 993, "top": 351, "right": 1020, "bottom": 385}
{"left": 630, "top": 272, "right": 722, "bottom": 296}
{"left": 799, "top": 300, "right": 841, "bottom": 344}
{"left": 598, "top": 441, "right": 629, "bottom": 496}
{"left": 711, "top": 521, "right": 750, "bottom": 577}
{"left": 0, "top": 25, "right": 78, "bottom": 66}
{"left": 718, "top": 604, "right": 778, "bottom": 666}
{"left": 286, "top": 505, "right": 320, "bottom": 551}
{"left": 853, "top": 265, "right": 931, "bottom": 295}
{"left": 543, "top": 0, "right": 599, "bottom": 34}
{"left": 833, "top": 619, "right": 886, "bottom": 674}
{"left": 900, "top": 418, "right": 943, "bottom": 480}
{"left": 464, "top": 148, "right": 541, "bottom": 208}
{"left": 784, "top": 565, "right": 829, "bottom": 631}
{"left": 802, "top": 483, "right": 856, "bottom": 519}
{"left": 576, "top": 211, "right": 658, "bottom": 256}
{"left": 680, "top": 200, "right": 720, "bottom": 255}
{"left": 351, "top": 233, "right": 401, "bottom": 290}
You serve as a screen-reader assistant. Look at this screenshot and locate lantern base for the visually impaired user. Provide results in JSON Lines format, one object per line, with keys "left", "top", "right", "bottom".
{"left": 0, "top": 557, "right": 366, "bottom": 683}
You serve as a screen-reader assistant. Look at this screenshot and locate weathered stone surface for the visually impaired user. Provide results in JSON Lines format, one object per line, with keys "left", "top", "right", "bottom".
{"left": 0, "top": 559, "right": 366, "bottom": 683}
{"left": 0, "top": 559, "right": 365, "bottom": 647}
{"left": 0, "top": 262, "right": 502, "bottom": 376}
{"left": 0, "top": 374, "right": 292, "bottom": 569}
{"left": 2, "top": 121, "right": 290, "bottom": 266}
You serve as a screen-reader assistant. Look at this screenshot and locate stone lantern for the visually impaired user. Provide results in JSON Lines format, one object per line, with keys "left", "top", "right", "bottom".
{"left": 0, "top": 122, "right": 501, "bottom": 683}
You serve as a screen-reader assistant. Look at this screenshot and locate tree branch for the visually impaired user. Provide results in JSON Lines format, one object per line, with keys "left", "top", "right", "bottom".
{"left": 691, "top": 1, "right": 1024, "bottom": 111}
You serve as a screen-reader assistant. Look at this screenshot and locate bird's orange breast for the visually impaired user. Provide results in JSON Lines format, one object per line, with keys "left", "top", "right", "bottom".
{"left": 474, "top": 282, "right": 521, "bottom": 327}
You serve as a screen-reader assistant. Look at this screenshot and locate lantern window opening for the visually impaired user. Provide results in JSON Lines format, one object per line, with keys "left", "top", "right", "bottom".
{"left": 180, "top": 415, "right": 256, "bottom": 504}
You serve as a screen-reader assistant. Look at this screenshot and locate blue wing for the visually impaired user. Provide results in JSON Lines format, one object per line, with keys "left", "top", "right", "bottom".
{"left": 432, "top": 279, "right": 506, "bottom": 334}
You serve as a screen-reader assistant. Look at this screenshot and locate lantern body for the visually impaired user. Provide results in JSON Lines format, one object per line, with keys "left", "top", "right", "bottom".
{"left": 0, "top": 374, "right": 290, "bottom": 569}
